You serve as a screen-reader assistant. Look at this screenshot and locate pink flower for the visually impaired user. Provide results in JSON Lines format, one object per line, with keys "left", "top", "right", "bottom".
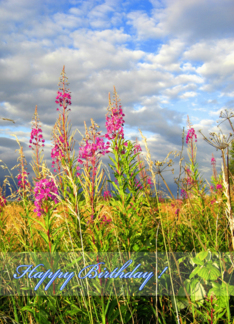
{"left": 34, "top": 178, "right": 59, "bottom": 217}
{"left": 211, "top": 156, "right": 216, "bottom": 165}
{"left": 105, "top": 97, "right": 125, "bottom": 143}
{"left": 216, "top": 184, "right": 222, "bottom": 190}
{"left": 52, "top": 80, "right": 72, "bottom": 173}
{"left": 77, "top": 136, "right": 109, "bottom": 171}
{"left": 134, "top": 144, "right": 142, "bottom": 154}
{"left": 147, "top": 178, "right": 153, "bottom": 186}
{"left": 17, "top": 171, "right": 30, "bottom": 189}
{"left": 29, "top": 127, "right": 45, "bottom": 149}
{"left": 186, "top": 128, "right": 197, "bottom": 144}
{"left": 101, "top": 215, "right": 111, "bottom": 224}
{"left": 103, "top": 191, "right": 111, "bottom": 201}
{"left": 55, "top": 92, "right": 71, "bottom": 110}
{"left": 181, "top": 189, "right": 188, "bottom": 199}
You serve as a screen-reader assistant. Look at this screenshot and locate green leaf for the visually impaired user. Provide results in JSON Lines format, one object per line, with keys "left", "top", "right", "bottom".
{"left": 190, "top": 256, "right": 204, "bottom": 266}
{"left": 189, "top": 266, "right": 200, "bottom": 279}
{"left": 37, "top": 230, "right": 49, "bottom": 245}
{"left": 215, "top": 309, "right": 227, "bottom": 321}
{"left": 227, "top": 284, "right": 234, "bottom": 296}
{"left": 178, "top": 256, "right": 188, "bottom": 265}
{"left": 208, "top": 285, "right": 229, "bottom": 309}
{"left": 197, "top": 251, "right": 208, "bottom": 261}
{"left": 197, "top": 264, "right": 220, "bottom": 281}
{"left": 132, "top": 244, "right": 140, "bottom": 252}
{"left": 190, "top": 281, "right": 206, "bottom": 302}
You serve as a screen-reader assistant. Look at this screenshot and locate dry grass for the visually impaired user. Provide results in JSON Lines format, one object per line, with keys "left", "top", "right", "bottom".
{"left": 1, "top": 191, "right": 232, "bottom": 246}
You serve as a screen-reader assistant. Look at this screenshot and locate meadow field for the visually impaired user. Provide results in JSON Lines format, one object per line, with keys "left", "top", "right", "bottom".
{"left": 1, "top": 67, "right": 234, "bottom": 324}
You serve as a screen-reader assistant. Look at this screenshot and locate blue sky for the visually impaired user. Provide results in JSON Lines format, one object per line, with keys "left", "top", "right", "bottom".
{"left": 0, "top": 0, "right": 234, "bottom": 199}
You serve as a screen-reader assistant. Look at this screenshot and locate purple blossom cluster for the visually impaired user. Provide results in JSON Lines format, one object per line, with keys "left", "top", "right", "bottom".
{"left": 135, "top": 178, "right": 143, "bottom": 190}
{"left": 186, "top": 128, "right": 197, "bottom": 144}
{"left": 17, "top": 172, "right": 30, "bottom": 189}
{"left": 103, "top": 191, "right": 111, "bottom": 201}
{"left": 76, "top": 137, "right": 109, "bottom": 176}
{"left": 180, "top": 168, "right": 196, "bottom": 199}
{"left": 29, "top": 128, "right": 45, "bottom": 149}
{"left": 134, "top": 144, "right": 142, "bottom": 155}
{"left": 181, "top": 188, "right": 188, "bottom": 199}
{"left": 105, "top": 106, "right": 125, "bottom": 144}
{"left": 147, "top": 178, "right": 153, "bottom": 186}
{"left": 51, "top": 88, "right": 72, "bottom": 173}
{"left": 55, "top": 91, "right": 71, "bottom": 111}
{"left": 34, "top": 178, "right": 59, "bottom": 217}
{"left": 210, "top": 183, "right": 223, "bottom": 192}
{"left": 211, "top": 156, "right": 216, "bottom": 165}
{"left": 101, "top": 215, "right": 111, "bottom": 224}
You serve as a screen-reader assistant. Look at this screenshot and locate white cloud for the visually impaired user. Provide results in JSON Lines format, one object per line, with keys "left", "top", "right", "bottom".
{"left": 183, "top": 39, "right": 234, "bottom": 93}
{"left": 131, "top": 106, "right": 146, "bottom": 114}
{"left": 209, "top": 109, "right": 225, "bottom": 116}
{"left": 179, "top": 91, "right": 197, "bottom": 99}
{"left": 0, "top": 0, "right": 233, "bottom": 199}
{"left": 126, "top": 10, "right": 164, "bottom": 40}
{"left": 192, "top": 107, "right": 206, "bottom": 112}
{"left": 127, "top": 0, "right": 234, "bottom": 44}
{"left": 220, "top": 91, "right": 234, "bottom": 98}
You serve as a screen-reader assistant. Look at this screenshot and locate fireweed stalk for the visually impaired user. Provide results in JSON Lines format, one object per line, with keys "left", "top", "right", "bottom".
{"left": 103, "top": 92, "right": 152, "bottom": 320}
{"left": 209, "top": 154, "right": 224, "bottom": 200}
{"left": 76, "top": 118, "right": 109, "bottom": 268}
{"left": 29, "top": 105, "right": 45, "bottom": 184}
{"left": 211, "top": 153, "right": 218, "bottom": 182}
{"left": 12, "top": 136, "right": 32, "bottom": 201}
{"left": 182, "top": 116, "right": 197, "bottom": 199}
{"left": 105, "top": 88, "right": 150, "bottom": 261}
{"left": 51, "top": 65, "right": 76, "bottom": 195}
{"left": 77, "top": 118, "right": 109, "bottom": 220}
{"left": 105, "top": 87, "right": 145, "bottom": 206}
{"left": 29, "top": 171, "right": 64, "bottom": 294}
{"left": 76, "top": 119, "right": 110, "bottom": 324}
{"left": 182, "top": 116, "right": 206, "bottom": 206}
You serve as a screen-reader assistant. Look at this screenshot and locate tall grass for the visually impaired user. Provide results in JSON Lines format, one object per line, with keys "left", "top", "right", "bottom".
{"left": 1, "top": 66, "right": 234, "bottom": 323}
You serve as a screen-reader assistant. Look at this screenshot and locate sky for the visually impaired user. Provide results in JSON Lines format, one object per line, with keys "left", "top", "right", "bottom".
{"left": 0, "top": 0, "right": 234, "bottom": 200}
